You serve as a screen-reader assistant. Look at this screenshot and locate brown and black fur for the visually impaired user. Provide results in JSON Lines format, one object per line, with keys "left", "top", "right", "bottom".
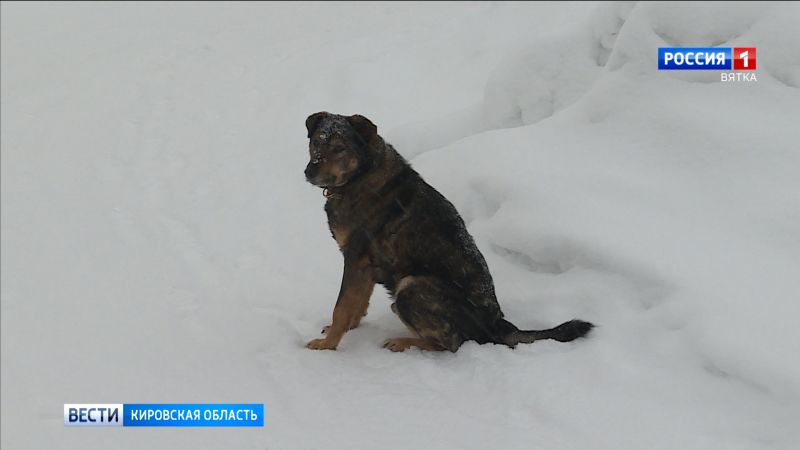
{"left": 303, "top": 112, "right": 593, "bottom": 352}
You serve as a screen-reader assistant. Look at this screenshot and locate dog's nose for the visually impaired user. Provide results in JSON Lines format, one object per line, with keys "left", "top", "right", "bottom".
{"left": 305, "top": 162, "right": 318, "bottom": 178}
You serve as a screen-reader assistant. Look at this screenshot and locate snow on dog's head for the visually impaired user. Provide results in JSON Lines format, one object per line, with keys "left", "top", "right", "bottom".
{"left": 304, "top": 112, "right": 380, "bottom": 188}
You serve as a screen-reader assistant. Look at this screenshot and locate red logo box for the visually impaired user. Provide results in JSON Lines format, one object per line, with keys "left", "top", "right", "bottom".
{"left": 733, "top": 47, "right": 756, "bottom": 70}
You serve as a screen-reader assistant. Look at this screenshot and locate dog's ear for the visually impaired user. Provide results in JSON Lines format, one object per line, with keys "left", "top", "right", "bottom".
{"left": 305, "top": 111, "right": 329, "bottom": 138}
{"left": 348, "top": 115, "right": 378, "bottom": 146}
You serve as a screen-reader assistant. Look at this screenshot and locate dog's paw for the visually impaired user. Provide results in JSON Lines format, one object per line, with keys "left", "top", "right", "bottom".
{"left": 383, "top": 338, "right": 413, "bottom": 352}
{"left": 306, "top": 338, "right": 337, "bottom": 351}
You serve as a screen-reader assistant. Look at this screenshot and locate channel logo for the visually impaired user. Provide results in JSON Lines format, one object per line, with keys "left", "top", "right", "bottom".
{"left": 732, "top": 47, "right": 756, "bottom": 70}
{"left": 64, "top": 403, "right": 264, "bottom": 427}
{"left": 63, "top": 404, "right": 122, "bottom": 427}
{"left": 658, "top": 47, "right": 756, "bottom": 71}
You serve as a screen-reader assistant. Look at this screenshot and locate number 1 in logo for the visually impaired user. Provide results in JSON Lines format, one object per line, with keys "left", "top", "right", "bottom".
{"left": 733, "top": 47, "right": 756, "bottom": 71}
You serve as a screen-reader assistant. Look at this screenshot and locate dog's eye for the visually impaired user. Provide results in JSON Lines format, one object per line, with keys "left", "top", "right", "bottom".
{"left": 332, "top": 146, "right": 346, "bottom": 153}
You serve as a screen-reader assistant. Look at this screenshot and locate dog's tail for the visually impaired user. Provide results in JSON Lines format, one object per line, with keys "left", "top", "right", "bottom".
{"left": 500, "top": 319, "right": 594, "bottom": 346}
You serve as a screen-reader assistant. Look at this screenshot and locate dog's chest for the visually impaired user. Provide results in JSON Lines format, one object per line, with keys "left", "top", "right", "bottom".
{"left": 325, "top": 197, "right": 402, "bottom": 272}
{"left": 329, "top": 224, "right": 349, "bottom": 249}
{"left": 325, "top": 198, "right": 367, "bottom": 249}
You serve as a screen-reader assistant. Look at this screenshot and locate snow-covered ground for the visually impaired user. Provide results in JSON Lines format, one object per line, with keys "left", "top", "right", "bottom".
{"left": 2, "top": 2, "right": 800, "bottom": 449}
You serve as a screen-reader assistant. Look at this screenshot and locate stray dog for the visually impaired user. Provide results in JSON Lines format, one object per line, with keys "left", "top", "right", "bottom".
{"left": 303, "top": 112, "right": 593, "bottom": 352}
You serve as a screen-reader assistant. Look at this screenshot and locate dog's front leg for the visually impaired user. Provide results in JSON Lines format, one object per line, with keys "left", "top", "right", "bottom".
{"left": 306, "top": 255, "right": 373, "bottom": 350}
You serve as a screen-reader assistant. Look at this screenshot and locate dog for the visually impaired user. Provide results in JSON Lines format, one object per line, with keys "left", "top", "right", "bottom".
{"left": 303, "top": 112, "right": 593, "bottom": 352}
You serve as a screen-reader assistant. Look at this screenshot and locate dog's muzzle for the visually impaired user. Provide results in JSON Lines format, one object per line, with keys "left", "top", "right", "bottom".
{"left": 304, "top": 161, "right": 319, "bottom": 180}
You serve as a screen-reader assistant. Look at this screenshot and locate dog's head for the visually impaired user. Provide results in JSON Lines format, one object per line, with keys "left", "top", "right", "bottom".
{"left": 304, "top": 112, "right": 379, "bottom": 188}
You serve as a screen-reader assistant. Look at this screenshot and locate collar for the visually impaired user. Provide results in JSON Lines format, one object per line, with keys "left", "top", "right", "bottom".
{"left": 322, "top": 187, "right": 342, "bottom": 200}
{"left": 323, "top": 165, "right": 411, "bottom": 201}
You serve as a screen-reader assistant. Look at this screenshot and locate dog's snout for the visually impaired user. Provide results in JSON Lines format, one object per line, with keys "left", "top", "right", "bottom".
{"left": 305, "top": 162, "right": 319, "bottom": 178}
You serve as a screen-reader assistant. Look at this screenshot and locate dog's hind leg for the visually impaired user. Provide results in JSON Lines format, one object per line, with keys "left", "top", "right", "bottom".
{"left": 383, "top": 337, "right": 443, "bottom": 352}
{"left": 386, "top": 277, "right": 468, "bottom": 352}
